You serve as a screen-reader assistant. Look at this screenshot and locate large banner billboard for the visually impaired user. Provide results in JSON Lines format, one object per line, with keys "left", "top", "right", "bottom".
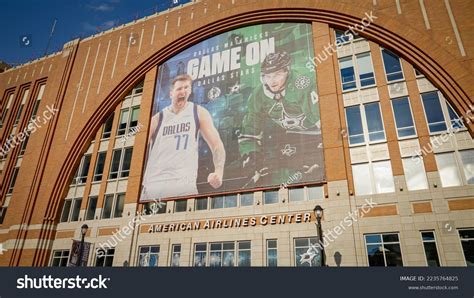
{"left": 140, "top": 23, "right": 324, "bottom": 202}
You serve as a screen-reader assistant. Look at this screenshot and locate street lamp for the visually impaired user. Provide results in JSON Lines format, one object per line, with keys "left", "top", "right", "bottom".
{"left": 77, "top": 224, "right": 88, "bottom": 267}
{"left": 313, "top": 205, "right": 326, "bottom": 266}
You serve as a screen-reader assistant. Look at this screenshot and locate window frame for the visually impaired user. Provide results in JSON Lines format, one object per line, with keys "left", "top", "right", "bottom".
{"left": 101, "top": 113, "right": 115, "bottom": 139}
{"left": 116, "top": 106, "right": 140, "bottom": 137}
{"left": 170, "top": 244, "right": 181, "bottom": 267}
{"left": 50, "top": 250, "right": 70, "bottom": 267}
{"left": 352, "top": 160, "right": 395, "bottom": 195}
{"left": 138, "top": 245, "right": 160, "bottom": 267}
{"left": 364, "top": 232, "right": 404, "bottom": 267}
{"left": 7, "top": 167, "right": 20, "bottom": 194}
{"left": 338, "top": 52, "right": 376, "bottom": 92}
{"left": 108, "top": 147, "right": 133, "bottom": 180}
{"left": 266, "top": 239, "right": 278, "bottom": 267}
{"left": 420, "top": 231, "right": 441, "bottom": 267}
{"left": 85, "top": 196, "right": 98, "bottom": 221}
{"left": 95, "top": 248, "right": 115, "bottom": 267}
{"left": 435, "top": 152, "right": 463, "bottom": 188}
{"left": 59, "top": 197, "right": 82, "bottom": 223}
{"left": 0, "top": 207, "right": 7, "bottom": 224}
{"left": 420, "top": 91, "right": 463, "bottom": 135}
{"left": 390, "top": 96, "right": 417, "bottom": 140}
{"left": 380, "top": 48, "right": 405, "bottom": 83}
{"left": 263, "top": 190, "right": 279, "bottom": 205}
{"left": 193, "top": 241, "right": 251, "bottom": 267}
{"left": 345, "top": 102, "right": 387, "bottom": 147}
{"left": 294, "top": 237, "right": 321, "bottom": 267}
{"left": 458, "top": 228, "right": 474, "bottom": 267}
{"left": 101, "top": 193, "right": 125, "bottom": 219}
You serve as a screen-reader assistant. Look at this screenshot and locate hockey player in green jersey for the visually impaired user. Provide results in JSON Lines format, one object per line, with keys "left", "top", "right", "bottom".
{"left": 238, "top": 51, "right": 324, "bottom": 188}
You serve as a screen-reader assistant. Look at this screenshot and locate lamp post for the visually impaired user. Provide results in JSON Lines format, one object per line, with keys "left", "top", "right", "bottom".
{"left": 313, "top": 205, "right": 326, "bottom": 266}
{"left": 77, "top": 224, "right": 88, "bottom": 267}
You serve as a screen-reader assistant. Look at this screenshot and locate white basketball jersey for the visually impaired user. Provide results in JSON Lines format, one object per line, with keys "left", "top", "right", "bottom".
{"left": 141, "top": 102, "right": 200, "bottom": 200}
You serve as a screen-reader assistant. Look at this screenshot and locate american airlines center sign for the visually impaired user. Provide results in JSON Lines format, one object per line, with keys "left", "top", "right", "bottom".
{"left": 144, "top": 212, "right": 313, "bottom": 233}
{"left": 140, "top": 22, "right": 324, "bottom": 202}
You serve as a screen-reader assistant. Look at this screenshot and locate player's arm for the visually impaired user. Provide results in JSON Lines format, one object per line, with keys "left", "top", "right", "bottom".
{"left": 148, "top": 113, "right": 160, "bottom": 151}
{"left": 198, "top": 106, "right": 226, "bottom": 188}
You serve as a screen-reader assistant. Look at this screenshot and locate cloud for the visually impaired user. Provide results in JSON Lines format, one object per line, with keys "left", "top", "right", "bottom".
{"left": 87, "top": 3, "right": 114, "bottom": 12}
{"left": 82, "top": 20, "right": 116, "bottom": 32}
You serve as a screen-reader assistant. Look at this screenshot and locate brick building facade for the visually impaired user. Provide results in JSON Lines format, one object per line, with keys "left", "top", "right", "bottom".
{"left": 0, "top": 0, "right": 473, "bottom": 267}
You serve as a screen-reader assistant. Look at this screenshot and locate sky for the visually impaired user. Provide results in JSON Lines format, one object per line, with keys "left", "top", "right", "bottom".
{"left": 0, "top": 0, "right": 191, "bottom": 66}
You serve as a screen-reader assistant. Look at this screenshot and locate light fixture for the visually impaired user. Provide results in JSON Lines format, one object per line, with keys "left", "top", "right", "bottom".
{"left": 81, "top": 224, "right": 88, "bottom": 236}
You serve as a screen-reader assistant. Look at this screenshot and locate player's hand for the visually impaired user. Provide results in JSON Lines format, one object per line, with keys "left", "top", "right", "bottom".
{"left": 208, "top": 172, "right": 223, "bottom": 189}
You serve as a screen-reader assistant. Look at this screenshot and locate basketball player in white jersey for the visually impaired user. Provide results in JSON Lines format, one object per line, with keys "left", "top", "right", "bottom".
{"left": 141, "top": 74, "right": 226, "bottom": 201}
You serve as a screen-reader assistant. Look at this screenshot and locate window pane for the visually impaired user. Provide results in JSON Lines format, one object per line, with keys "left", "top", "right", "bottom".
{"left": 459, "top": 150, "right": 474, "bottom": 184}
{"left": 365, "top": 234, "right": 382, "bottom": 244}
{"left": 78, "top": 155, "right": 91, "bottom": 184}
{"left": 435, "top": 153, "right": 462, "bottom": 187}
{"left": 345, "top": 106, "right": 364, "bottom": 145}
{"left": 307, "top": 186, "right": 324, "bottom": 200}
{"left": 0, "top": 208, "right": 7, "bottom": 224}
{"left": 70, "top": 199, "right": 82, "bottom": 222}
{"left": 240, "top": 193, "right": 254, "bottom": 206}
{"left": 109, "top": 150, "right": 121, "bottom": 179}
{"left": 223, "top": 251, "right": 235, "bottom": 267}
{"left": 60, "top": 200, "right": 72, "bottom": 222}
{"left": 129, "top": 107, "right": 140, "bottom": 130}
{"left": 382, "top": 49, "right": 403, "bottom": 81}
{"left": 171, "top": 245, "right": 181, "bottom": 267}
{"left": 8, "top": 168, "right": 19, "bottom": 194}
{"left": 339, "top": 57, "right": 356, "bottom": 90}
{"left": 384, "top": 244, "right": 403, "bottom": 266}
{"left": 382, "top": 234, "right": 399, "bottom": 243}
{"left": 356, "top": 53, "right": 375, "bottom": 86}
{"left": 114, "top": 194, "right": 125, "bottom": 218}
{"left": 211, "top": 196, "right": 224, "bottom": 209}
{"left": 447, "top": 103, "right": 464, "bottom": 129}
{"left": 195, "top": 198, "right": 208, "bottom": 210}
{"left": 335, "top": 29, "right": 352, "bottom": 43}
{"left": 194, "top": 251, "right": 207, "bottom": 267}
{"left": 224, "top": 195, "right": 237, "bottom": 208}
{"left": 85, "top": 197, "right": 97, "bottom": 220}
{"left": 31, "top": 100, "right": 41, "bottom": 118}
{"left": 175, "top": 200, "right": 187, "bottom": 212}
{"left": 421, "top": 92, "right": 447, "bottom": 133}
{"left": 238, "top": 251, "right": 251, "bottom": 267}
{"left": 353, "top": 164, "right": 373, "bottom": 195}
{"left": 120, "top": 148, "right": 133, "bottom": 178}
{"left": 289, "top": 187, "right": 305, "bottom": 202}
{"left": 392, "top": 97, "right": 416, "bottom": 137}
{"left": 102, "top": 113, "right": 114, "bottom": 139}
{"left": 402, "top": 157, "right": 429, "bottom": 191}
{"left": 19, "top": 135, "right": 29, "bottom": 155}
{"left": 373, "top": 161, "right": 395, "bottom": 194}
{"left": 423, "top": 242, "right": 440, "bottom": 267}
{"left": 295, "top": 238, "right": 321, "bottom": 267}
{"left": 364, "top": 103, "right": 385, "bottom": 142}
{"left": 15, "top": 104, "right": 23, "bottom": 125}
{"left": 102, "top": 195, "right": 114, "bottom": 219}
{"left": 264, "top": 190, "right": 279, "bottom": 204}
{"left": 93, "top": 152, "right": 107, "bottom": 182}
{"left": 459, "top": 230, "right": 474, "bottom": 266}
{"left": 117, "top": 109, "right": 129, "bottom": 136}
{"left": 367, "top": 244, "right": 385, "bottom": 266}
{"left": 267, "top": 240, "right": 277, "bottom": 267}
